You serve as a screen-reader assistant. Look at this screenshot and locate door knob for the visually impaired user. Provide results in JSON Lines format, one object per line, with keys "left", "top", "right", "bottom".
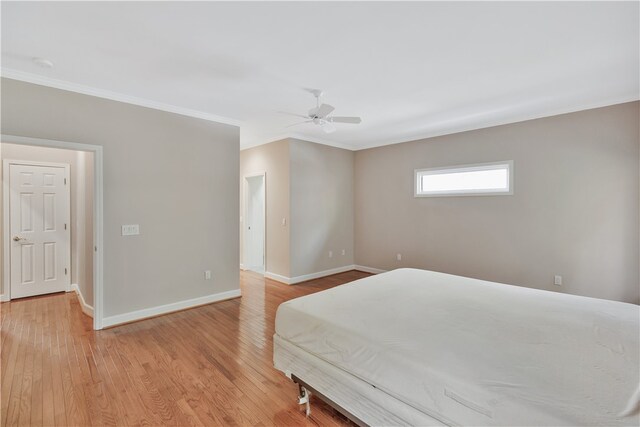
{"left": 13, "top": 236, "right": 25, "bottom": 242}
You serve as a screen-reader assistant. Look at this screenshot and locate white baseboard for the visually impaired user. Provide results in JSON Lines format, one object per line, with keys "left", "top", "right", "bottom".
{"left": 290, "top": 265, "right": 357, "bottom": 284}
{"left": 266, "top": 264, "right": 363, "bottom": 285}
{"left": 101, "top": 288, "right": 242, "bottom": 328}
{"left": 354, "top": 265, "right": 387, "bottom": 274}
{"left": 264, "top": 271, "right": 292, "bottom": 284}
{"left": 0, "top": 293, "right": 8, "bottom": 302}
{"left": 239, "top": 263, "right": 247, "bottom": 271}
{"left": 71, "top": 283, "right": 94, "bottom": 317}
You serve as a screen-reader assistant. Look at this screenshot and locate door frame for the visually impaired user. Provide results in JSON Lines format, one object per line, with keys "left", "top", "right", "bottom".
{"left": 4, "top": 159, "right": 72, "bottom": 297}
{"left": 242, "top": 172, "right": 266, "bottom": 274}
{"left": 2, "top": 134, "right": 105, "bottom": 330}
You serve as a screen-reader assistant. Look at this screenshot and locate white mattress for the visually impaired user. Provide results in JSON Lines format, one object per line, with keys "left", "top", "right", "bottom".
{"left": 274, "top": 268, "right": 640, "bottom": 426}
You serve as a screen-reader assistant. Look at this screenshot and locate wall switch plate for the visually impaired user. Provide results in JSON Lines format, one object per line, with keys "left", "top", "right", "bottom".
{"left": 282, "top": 218, "right": 287, "bottom": 226}
{"left": 121, "top": 224, "right": 140, "bottom": 236}
{"left": 554, "top": 275, "right": 562, "bottom": 286}
{"left": 205, "top": 270, "right": 212, "bottom": 280}
{"left": 329, "top": 250, "right": 333, "bottom": 258}
{"left": 341, "top": 249, "right": 346, "bottom": 256}
{"left": 397, "top": 253, "right": 402, "bottom": 261}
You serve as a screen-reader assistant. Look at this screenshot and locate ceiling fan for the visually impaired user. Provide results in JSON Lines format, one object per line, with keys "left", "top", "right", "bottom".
{"left": 281, "top": 89, "right": 362, "bottom": 134}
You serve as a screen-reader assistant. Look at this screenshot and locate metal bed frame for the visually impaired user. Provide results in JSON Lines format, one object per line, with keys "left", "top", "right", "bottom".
{"left": 292, "top": 374, "right": 368, "bottom": 427}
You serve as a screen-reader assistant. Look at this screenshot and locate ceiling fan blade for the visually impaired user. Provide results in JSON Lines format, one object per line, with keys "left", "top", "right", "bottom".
{"left": 328, "top": 116, "right": 362, "bottom": 124}
{"left": 286, "top": 120, "right": 312, "bottom": 128}
{"left": 278, "top": 111, "right": 309, "bottom": 119}
{"left": 309, "top": 103, "right": 335, "bottom": 118}
{"left": 321, "top": 122, "right": 336, "bottom": 134}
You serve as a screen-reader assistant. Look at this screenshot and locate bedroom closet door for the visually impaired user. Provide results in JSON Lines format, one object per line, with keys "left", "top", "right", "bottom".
{"left": 244, "top": 174, "right": 265, "bottom": 273}
{"left": 8, "top": 162, "right": 71, "bottom": 299}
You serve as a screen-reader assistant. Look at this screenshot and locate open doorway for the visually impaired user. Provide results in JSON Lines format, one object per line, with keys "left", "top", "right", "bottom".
{"left": 1, "top": 136, "right": 104, "bottom": 330}
{"left": 243, "top": 173, "right": 265, "bottom": 273}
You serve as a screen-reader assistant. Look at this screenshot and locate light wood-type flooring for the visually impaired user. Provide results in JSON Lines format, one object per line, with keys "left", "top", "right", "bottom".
{"left": 1, "top": 269, "right": 371, "bottom": 426}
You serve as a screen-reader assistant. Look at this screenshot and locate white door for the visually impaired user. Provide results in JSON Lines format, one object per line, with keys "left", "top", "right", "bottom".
{"left": 245, "top": 175, "right": 265, "bottom": 272}
{"left": 9, "top": 163, "right": 70, "bottom": 299}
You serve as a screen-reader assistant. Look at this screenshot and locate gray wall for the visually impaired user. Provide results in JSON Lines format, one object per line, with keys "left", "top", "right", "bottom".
{"left": 1, "top": 78, "right": 240, "bottom": 317}
{"left": 355, "top": 102, "right": 639, "bottom": 304}
{"left": 0, "top": 143, "right": 94, "bottom": 304}
{"left": 290, "top": 138, "right": 355, "bottom": 277}
{"left": 239, "top": 139, "right": 290, "bottom": 277}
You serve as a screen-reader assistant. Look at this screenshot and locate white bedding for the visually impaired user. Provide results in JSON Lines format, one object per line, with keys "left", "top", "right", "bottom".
{"left": 274, "top": 268, "right": 640, "bottom": 426}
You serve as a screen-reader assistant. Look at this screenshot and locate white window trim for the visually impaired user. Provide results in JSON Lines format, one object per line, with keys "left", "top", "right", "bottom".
{"left": 414, "top": 160, "right": 514, "bottom": 197}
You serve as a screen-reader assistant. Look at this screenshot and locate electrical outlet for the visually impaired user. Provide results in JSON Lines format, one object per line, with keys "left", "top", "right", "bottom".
{"left": 341, "top": 249, "right": 346, "bottom": 256}
{"left": 329, "top": 250, "right": 333, "bottom": 258}
{"left": 121, "top": 224, "right": 140, "bottom": 236}
{"left": 205, "top": 270, "right": 212, "bottom": 280}
{"left": 397, "top": 253, "right": 402, "bottom": 261}
{"left": 554, "top": 275, "right": 562, "bottom": 286}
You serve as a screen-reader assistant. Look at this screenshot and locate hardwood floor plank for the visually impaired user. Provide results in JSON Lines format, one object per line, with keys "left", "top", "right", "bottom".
{"left": 30, "top": 314, "right": 44, "bottom": 427}
{"left": 1, "top": 302, "right": 23, "bottom": 426}
{"left": 1, "top": 269, "right": 370, "bottom": 426}
{"left": 4, "top": 305, "right": 29, "bottom": 427}
{"left": 17, "top": 306, "right": 36, "bottom": 426}
{"left": 40, "top": 331, "right": 55, "bottom": 427}
{"left": 49, "top": 331, "right": 67, "bottom": 427}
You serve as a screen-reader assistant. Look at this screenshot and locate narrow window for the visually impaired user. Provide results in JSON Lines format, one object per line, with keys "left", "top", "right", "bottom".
{"left": 414, "top": 161, "right": 513, "bottom": 197}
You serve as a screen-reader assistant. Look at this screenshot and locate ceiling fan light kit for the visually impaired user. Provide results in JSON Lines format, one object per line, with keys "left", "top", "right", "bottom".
{"left": 282, "top": 89, "right": 362, "bottom": 134}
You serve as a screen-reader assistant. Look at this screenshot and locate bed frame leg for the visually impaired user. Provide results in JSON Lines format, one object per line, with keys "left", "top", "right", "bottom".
{"left": 297, "top": 384, "right": 311, "bottom": 416}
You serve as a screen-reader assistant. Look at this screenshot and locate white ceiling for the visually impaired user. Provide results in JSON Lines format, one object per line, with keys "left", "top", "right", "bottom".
{"left": 2, "top": 1, "right": 638, "bottom": 150}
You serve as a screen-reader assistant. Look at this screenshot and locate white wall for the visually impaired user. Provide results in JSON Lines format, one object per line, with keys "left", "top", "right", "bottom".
{"left": 1, "top": 78, "right": 240, "bottom": 318}
{"left": 355, "top": 102, "right": 640, "bottom": 304}
{"left": 0, "top": 143, "right": 94, "bottom": 306}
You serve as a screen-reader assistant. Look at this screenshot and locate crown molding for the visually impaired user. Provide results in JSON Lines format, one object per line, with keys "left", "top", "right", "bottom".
{"left": 240, "top": 133, "right": 291, "bottom": 150}
{"left": 4, "top": 68, "right": 636, "bottom": 153}
{"left": 1, "top": 68, "right": 242, "bottom": 127}
{"left": 288, "top": 132, "right": 356, "bottom": 151}
{"left": 240, "top": 132, "right": 356, "bottom": 151}
{"left": 356, "top": 94, "right": 640, "bottom": 151}
{"left": 241, "top": 94, "right": 638, "bottom": 152}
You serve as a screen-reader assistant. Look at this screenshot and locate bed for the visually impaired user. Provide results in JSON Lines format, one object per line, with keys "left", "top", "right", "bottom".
{"left": 273, "top": 268, "right": 640, "bottom": 426}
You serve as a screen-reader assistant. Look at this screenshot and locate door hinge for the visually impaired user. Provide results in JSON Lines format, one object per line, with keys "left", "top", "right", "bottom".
{"left": 64, "top": 178, "right": 67, "bottom": 185}
{"left": 65, "top": 268, "right": 68, "bottom": 275}
{"left": 64, "top": 223, "right": 67, "bottom": 230}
